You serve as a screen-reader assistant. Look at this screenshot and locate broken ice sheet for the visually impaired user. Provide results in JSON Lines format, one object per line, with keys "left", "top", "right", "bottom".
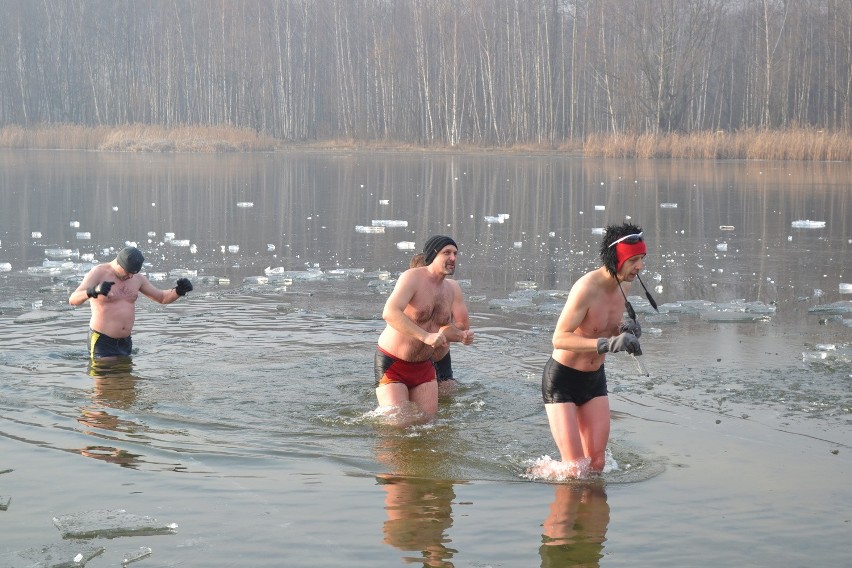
{"left": 9, "top": 542, "right": 104, "bottom": 568}
{"left": 0, "top": 494, "right": 10, "bottom": 510}
{"left": 53, "top": 509, "right": 177, "bottom": 539}
{"left": 122, "top": 546, "right": 152, "bottom": 565}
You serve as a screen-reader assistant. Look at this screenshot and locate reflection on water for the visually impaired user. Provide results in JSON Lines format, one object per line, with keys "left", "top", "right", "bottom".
{"left": 77, "top": 357, "right": 143, "bottom": 468}
{"left": 378, "top": 475, "right": 458, "bottom": 568}
{"left": 540, "top": 483, "right": 610, "bottom": 568}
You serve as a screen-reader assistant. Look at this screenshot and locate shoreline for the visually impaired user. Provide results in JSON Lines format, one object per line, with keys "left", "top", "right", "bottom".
{"left": 1, "top": 124, "right": 851, "bottom": 161}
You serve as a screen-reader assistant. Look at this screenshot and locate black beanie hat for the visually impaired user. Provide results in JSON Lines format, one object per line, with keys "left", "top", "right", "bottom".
{"left": 422, "top": 236, "right": 458, "bottom": 265}
{"left": 116, "top": 246, "right": 144, "bottom": 274}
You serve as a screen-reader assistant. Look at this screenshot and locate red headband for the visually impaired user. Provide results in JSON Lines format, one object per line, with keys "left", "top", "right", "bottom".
{"left": 616, "top": 241, "right": 647, "bottom": 271}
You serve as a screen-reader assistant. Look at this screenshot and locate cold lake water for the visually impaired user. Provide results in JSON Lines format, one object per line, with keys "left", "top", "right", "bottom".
{"left": 0, "top": 149, "right": 850, "bottom": 567}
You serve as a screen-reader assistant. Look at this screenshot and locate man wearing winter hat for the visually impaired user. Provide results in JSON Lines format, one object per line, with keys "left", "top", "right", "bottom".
{"left": 69, "top": 246, "right": 193, "bottom": 359}
{"left": 375, "top": 236, "right": 474, "bottom": 422}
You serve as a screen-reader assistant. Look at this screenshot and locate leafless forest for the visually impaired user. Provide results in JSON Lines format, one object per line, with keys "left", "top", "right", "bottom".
{"left": 0, "top": 0, "right": 850, "bottom": 147}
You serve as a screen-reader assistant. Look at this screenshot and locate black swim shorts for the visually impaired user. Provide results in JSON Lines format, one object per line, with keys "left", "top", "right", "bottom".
{"left": 88, "top": 329, "right": 133, "bottom": 359}
{"left": 541, "top": 357, "right": 607, "bottom": 405}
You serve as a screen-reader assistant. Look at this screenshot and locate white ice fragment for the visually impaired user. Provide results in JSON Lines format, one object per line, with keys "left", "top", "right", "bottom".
{"left": 148, "top": 272, "right": 167, "bottom": 281}
{"left": 52, "top": 509, "right": 177, "bottom": 539}
{"left": 31, "top": 231, "right": 42, "bottom": 239}
{"left": 484, "top": 215, "right": 504, "bottom": 224}
{"left": 355, "top": 225, "right": 385, "bottom": 233}
{"left": 396, "top": 241, "right": 416, "bottom": 250}
{"left": 0, "top": 262, "right": 10, "bottom": 271}
{"left": 591, "top": 227, "right": 605, "bottom": 235}
{"left": 372, "top": 220, "right": 408, "bottom": 228}
{"left": 122, "top": 546, "right": 153, "bottom": 565}
{"left": 164, "top": 232, "right": 176, "bottom": 241}
{"left": 839, "top": 283, "right": 852, "bottom": 294}
{"left": 45, "top": 248, "right": 75, "bottom": 259}
{"left": 788, "top": 235, "right": 793, "bottom": 241}
{"left": 147, "top": 231, "right": 157, "bottom": 237}
{"left": 70, "top": 221, "right": 80, "bottom": 228}
{"left": 112, "top": 206, "right": 119, "bottom": 211}
{"left": 76, "top": 232, "right": 91, "bottom": 240}
{"left": 513, "top": 241, "right": 523, "bottom": 248}
{"left": 716, "top": 243, "right": 728, "bottom": 251}
{"left": 190, "top": 244, "right": 197, "bottom": 254}
{"left": 379, "top": 199, "right": 390, "bottom": 205}
{"left": 244, "top": 276, "right": 269, "bottom": 284}
{"left": 170, "top": 239, "right": 190, "bottom": 247}
{"left": 719, "top": 225, "right": 735, "bottom": 231}
{"left": 660, "top": 203, "right": 678, "bottom": 208}
{"left": 594, "top": 205, "right": 605, "bottom": 211}
{"left": 791, "top": 219, "right": 826, "bottom": 229}
{"left": 267, "top": 244, "right": 276, "bottom": 251}
{"left": 124, "top": 241, "right": 137, "bottom": 248}
{"left": 236, "top": 201, "right": 254, "bottom": 208}
{"left": 169, "top": 269, "right": 197, "bottom": 278}
{"left": 228, "top": 245, "right": 240, "bottom": 253}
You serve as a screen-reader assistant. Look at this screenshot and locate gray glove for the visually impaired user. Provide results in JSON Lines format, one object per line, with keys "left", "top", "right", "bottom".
{"left": 597, "top": 333, "right": 642, "bottom": 355}
{"left": 86, "top": 281, "right": 114, "bottom": 298}
{"left": 618, "top": 319, "right": 642, "bottom": 338}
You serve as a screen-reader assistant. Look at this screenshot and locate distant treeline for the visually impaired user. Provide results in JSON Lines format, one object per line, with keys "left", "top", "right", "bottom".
{"left": 0, "top": 1, "right": 850, "bottom": 149}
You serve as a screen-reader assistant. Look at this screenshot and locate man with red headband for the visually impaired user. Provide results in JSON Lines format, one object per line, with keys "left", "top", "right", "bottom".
{"left": 541, "top": 223, "right": 645, "bottom": 473}
{"left": 375, "top": 235, "right": 475, "bottom": 422}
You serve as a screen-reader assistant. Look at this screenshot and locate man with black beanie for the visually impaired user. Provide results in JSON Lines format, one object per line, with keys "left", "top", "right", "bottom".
{"left": 375, "top": 235, "right": 474, "bottom": 422}
{"left": 69, "top": 246, "right": 193, "bottom": 359}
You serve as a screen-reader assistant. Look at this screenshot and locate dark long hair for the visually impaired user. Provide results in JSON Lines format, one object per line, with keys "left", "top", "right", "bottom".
{"left": 600, "top": 222, "right": 643, "bottom": 277}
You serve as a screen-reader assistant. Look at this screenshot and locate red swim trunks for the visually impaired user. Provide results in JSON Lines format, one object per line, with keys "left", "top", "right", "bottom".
{"left": 374, "top": 347, "right": 436, "bottom": 388}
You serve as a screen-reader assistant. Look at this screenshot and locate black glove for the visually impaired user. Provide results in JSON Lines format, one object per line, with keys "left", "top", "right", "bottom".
{"left": 618, "top": 319, "right": 642, "bottom": 338}
{"left": 597, "top": 333, "right": 642, "bottom": 355}
{"left": 86, "top": 281, "right": 114, "bottom": 298}
{"left": 175, "top": 278, "right": 193, "bottom": 296}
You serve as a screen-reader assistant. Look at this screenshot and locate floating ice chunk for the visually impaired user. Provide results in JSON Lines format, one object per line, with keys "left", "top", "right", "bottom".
{"left": 80, "top": 253, "right": 94, "bottom": 262}
{"left": 700, "top": 311, "right": 771, "bottom": 323}
{"left": 170, "top": 239, "right": 190, "bottom": 247}
{"left": 839, "top": 283, "right": 852, "bottom": 294}
{"left": 591, "top": 227, "right": 605, "bottom": 235}
{"left": 76, "top": 232, "right": 92, "bottom": 240}
{"left": 379, "top": 199, "right": 390, "bottom": 205}
{"left": 45, "top": 248, "right": 76, "bottom": 259}
{"left": 396, "top": 241, "right": 416, "bottom": 250}
{"left": 716, "top": 243, "right": 728, "bottom": 251}
{"left": 808, "top": 301, "right": 852, "bottom": 314}
{"left": 488, "top": 297, "right": 535, "bottom": 310}
{"left": 0, "top": 494, "right": 9, "bottom": 510}
{"left": 355, "top": 225, "right": 385, "bottom": 234}
{"left": 122, "top": 546, "right": 152, "bottom": 565}
{"left": 148, "top": 272, "right": 167, "bottom": 281}
{"left": 484, "top": 215, "right": 504, "bottom": 224}
{"left": 244, "top": 276, "right": 270, "bottom": 285}
{"left": 124, "top": 241, "right": 137, "bottom": 248}
{"left": 164, "top": 232, "right": 176, "bottom": 241}
{"left": 112, "top": 206, "right": 119, "bottom": 211}
{"left": 267, "top": 244, "right": 276, "bottom": 252}
{"left": 515, "top": 281, "right": 537, "bottom": 290}
{"left": 594, "top": 205, "right": 605, "bottom": 211}
{"left": 69, "top": 221, "right": 80, "bottom": 228}
{"left": 791, "top": 219, "right": 826, "bottom": 229}
{"left": 32, "top": 231, "right": 42, "bottom": 239}
{"left": 11, "top": 542, "right": 105, "bottom": 568}
{"left": 190, "top": 244, "right": 197, "bottom": 254}
{"left": 513, "top": 241, "right": 523, "bottom": 249}
{"left": 719, "top": 225, "right": 735, "bottom": 231}
{"left": 660, "top": 203, "right": 678, "bottom": 208}
{"left": 236, "top": 201, "right": 254, "bottom": 208}
{"left": 228, "top": 245, "right": 239, "bottom": 253}
{"left": 0, "top": 262, "right": 10, "bottom": 272}
{"left": 372, "top": 220, "right": 408, "bottom": 228}
{"left": 169, "top": 269, "right": 197, "bottom": 278}
{"left": 147, "top": 231, "right": 157, "bottom": 237}
{"left": 53, "top": 509, "right": 177, "bottom": 539}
